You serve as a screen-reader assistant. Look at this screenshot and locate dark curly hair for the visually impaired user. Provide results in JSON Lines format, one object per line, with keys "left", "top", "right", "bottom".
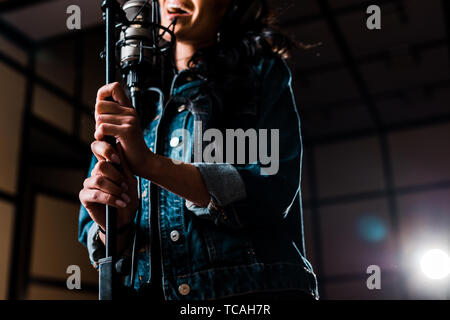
{"left": 189, "top": 0, "right": 292, "bottom": 66}
{"left": 184, "top": 0, "right": 294, "bottom": 117}
{"left": 140, "top": 0, "right": 293, "bottom": 126}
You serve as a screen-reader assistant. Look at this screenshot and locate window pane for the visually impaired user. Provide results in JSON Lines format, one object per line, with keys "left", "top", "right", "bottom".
{"left": 302, "top": 104, "right": 375, "bottom": 138}
{"left": 32, "top": 85, "right": 74, "bottom": 134}
{"left": 361, "top": 46, "right": 449, "bottom": 94}
{"left": 30, "top": 194, "right": 98, "bottom": 286}
{"left": 389, "top": 123, "right": 450, "bottom": 188}
{"left": 295, "top": 69, "right": 359, "bottom": 105}
{"left": 0, "top": 62, "right": 26, "bottom": 194}
{"left": 0, "top": 34, "right": 27, "bottom": 66}
{"left": 31, "top": 167, "right": 86, "bottom": 197}
{"left": 315, "top": 137, "right": 385, "bottom": 198}
{"left": 377, "top": 85, "right": 450, "bottom": 126}
{"left": 80, "top": 112, "right": 95, "bottom": 145}
{"left": 82, "top": 32, "right": 105, "bottom": 108}
{"left": 36, "top": 40, "right": 75, "bottom": 95}
{"left": 0, "top": 201, "right": 14, "bottom": 300}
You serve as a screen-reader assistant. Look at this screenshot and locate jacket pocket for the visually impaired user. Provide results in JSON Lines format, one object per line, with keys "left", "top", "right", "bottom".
{"left": 202, "top": 226, "right": 258, "bottom": 267}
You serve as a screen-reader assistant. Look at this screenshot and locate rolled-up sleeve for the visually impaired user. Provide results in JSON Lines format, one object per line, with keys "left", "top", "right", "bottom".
{"left": 188, "top": 57, "right": 302, "bottom": 228}
{"left": 188, "top": 163, "right": 246, "bottom": 228}
{"left": 193, "top": 163, "right": 247, "bottom": 206}
{"left": 87, "top": 222, "right": 105, "bottom": 268}
{"left": 78, "top": 156, "right": 97, "bottom": 246}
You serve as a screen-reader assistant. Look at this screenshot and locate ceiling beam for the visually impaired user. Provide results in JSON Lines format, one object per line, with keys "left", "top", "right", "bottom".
{"left": 31, "top": 115, "right": 90, "bottom": 155}
{"left": 0, "top": 189, "right": 16, "bottom": 204}
{"left": 0, "top": 0, "right": 53, "bottom": 15}
{"left": 295, "top": 38, "right": 447, "bottom": 77}
{"left": 0, "top": 17, "right": 35, "bottom": 50}
{"left": 37, "top": 24, "right": 104, "bottom": 48}
{"left": 301, "top": 78, "right": 450, "bottom": 112}
{"left": 280, "top": 0, "right": 403, "bottom": 28}
{"left": 306, "top": 111, "right": 450, "bottom": 147}
{"left": 317, "top": 0, "right": 383, "bottom": 128}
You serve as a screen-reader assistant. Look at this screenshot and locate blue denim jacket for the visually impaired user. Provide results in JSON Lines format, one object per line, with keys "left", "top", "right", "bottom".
{"left": 78, "top": 56, "right": 319, "bottom": 300}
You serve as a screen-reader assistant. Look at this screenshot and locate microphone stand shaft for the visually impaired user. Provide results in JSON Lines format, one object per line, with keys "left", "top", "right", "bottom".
{"left": 104, "top": 1, "right": 117, "bottom": 260}
{"left": 99, "top": 0, "right": 121, "bottom": 301}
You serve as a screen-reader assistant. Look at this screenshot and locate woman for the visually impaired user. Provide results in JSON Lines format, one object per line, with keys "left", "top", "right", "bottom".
{"left": 79, "top": 0, "right": 319, "bottom": 300}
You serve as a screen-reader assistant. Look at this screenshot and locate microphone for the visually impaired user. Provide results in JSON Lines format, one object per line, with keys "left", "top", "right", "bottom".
{"left": 99, "top": 0, "right": 177, "bottom": 299}
{"left": 115, "top": 0, "right": 178, "bottom": 292}
{"left": 117, "top": 0, "right": 177, "bottom": 110}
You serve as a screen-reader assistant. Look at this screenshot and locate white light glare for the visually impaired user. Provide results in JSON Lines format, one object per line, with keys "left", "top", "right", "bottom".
{"left": 420, "top": 249, "right": 450, "bottom": 280}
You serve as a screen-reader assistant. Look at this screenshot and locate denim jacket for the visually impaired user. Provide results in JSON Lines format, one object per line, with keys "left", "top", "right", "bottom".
{"left": 78, "top": 55, "right": 319, "bottom": 300}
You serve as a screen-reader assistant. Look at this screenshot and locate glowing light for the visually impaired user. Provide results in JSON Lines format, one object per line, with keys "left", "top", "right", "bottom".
{"left": 420, "top": 249, "right": 450, "bottom": 280}
{"left": 357, "top": 215, "right": 387, "bottom": 243}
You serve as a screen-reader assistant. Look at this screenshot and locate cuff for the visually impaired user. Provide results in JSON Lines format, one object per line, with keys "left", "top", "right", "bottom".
{"left": 192, "top": 163, "right": 247, "bottom": 206}
{"left": 87, "top": 222, "right": 105, "bottom": 269}
{"left": 190, "top": 163, "right": 247, "bottom": 227}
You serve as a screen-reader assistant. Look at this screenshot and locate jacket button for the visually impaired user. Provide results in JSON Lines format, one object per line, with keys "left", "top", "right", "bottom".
{"left": 178, "top": 283, "right": 190, "bottom": 296}
{"left": 170, "top": 137, "right": 181, "bottom": 148}
{"left": 177, "top": 104, "right": 186, "bottom": 112}
{"left": 170, "top": 230, "right": 180, "bottom": 242}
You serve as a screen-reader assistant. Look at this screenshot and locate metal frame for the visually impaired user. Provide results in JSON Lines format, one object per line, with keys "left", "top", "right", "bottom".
{"left": 0, "top": 15, "right": 94, "bottom": 299}
{"left": 0, "top": 0, "right": 448, "bottom": 300}
{"left": 280, "top": 0, "right": 404, "bottom": 29}
{"left": 0, "top": 0, "right": 53, "bottom": 15}
{"left": 8, "top": 47, "right": 36, "bottom": 300}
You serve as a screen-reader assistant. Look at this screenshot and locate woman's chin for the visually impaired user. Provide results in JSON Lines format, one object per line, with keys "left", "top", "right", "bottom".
{"left": 172, "top": 26, "right": 191, "bottom": 41}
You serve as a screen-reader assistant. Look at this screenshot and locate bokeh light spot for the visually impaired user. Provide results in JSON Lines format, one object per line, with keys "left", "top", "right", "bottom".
{"left": 357, "top": 215, "right": 387, "bottom": 243}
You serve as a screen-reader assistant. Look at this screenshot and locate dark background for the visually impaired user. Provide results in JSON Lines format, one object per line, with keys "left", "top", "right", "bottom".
{"left": 0, "top": 0, "right": 448, "bottom": 300}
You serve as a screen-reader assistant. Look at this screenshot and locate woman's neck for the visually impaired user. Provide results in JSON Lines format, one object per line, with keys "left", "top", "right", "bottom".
{"left": 175, "top": 40, "right": 215, "bottom": 71}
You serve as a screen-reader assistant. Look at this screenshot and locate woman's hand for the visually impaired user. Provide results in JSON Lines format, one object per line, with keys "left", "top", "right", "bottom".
{"left": 79, "top": 142, "right": 138, "bottom": 231}
{"left": 90, "top": 83, "right": 210, "bottom": 212}
{"left": 94, "top": 82, "right": 152, "bottom": 178}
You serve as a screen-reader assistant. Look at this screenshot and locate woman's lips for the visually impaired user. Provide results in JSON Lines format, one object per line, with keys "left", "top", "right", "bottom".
{"left": 166, "top": 11, "right": 192, "bottom": 19}
{"left": 166, "top": 1, "right": 193, "bottom": 19}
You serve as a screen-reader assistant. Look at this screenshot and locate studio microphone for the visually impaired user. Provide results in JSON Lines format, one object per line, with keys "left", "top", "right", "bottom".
{"left": 117, "top": 0, "right": 177, "bottom": 112}
{"left": 115, "top": 0, "right": 178, "bottom": 293}
{"left": 99, "top": 0, "right": 176, "bottom": 300}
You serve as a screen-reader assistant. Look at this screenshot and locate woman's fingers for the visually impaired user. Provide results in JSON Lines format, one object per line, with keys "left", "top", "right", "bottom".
{"left": 94, "top": 123, "right": 128, "bottom": 142}
{"left": 79, "top": 187, "right": 128, "bottom": 209}
{"left": 91, "top": 160, "right": 127, "bottom": 190}
{"left": 91, "top": 141, "right": 121, "bottom": 165}
{"left": 95, "top": 114, "right": 136, "bottom": 131}
{"left": 96, "top": 82, "right": 132, "bottom": 107}
{"left": 95, "top": 100, "right": 121, "bottom": 116}
{"left": 95, "top": 100, "right": 135, "bottom": 119}
{"left": 83, "top": 175, "right": 127, "bottom": 199}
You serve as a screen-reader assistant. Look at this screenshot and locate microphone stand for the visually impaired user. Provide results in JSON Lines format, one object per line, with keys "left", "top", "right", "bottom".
{"left": 97, "top": 0, "right": 176, "bottom": 300}
{"left": 99, "top": 0, "right": 122, "bottom": 301}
